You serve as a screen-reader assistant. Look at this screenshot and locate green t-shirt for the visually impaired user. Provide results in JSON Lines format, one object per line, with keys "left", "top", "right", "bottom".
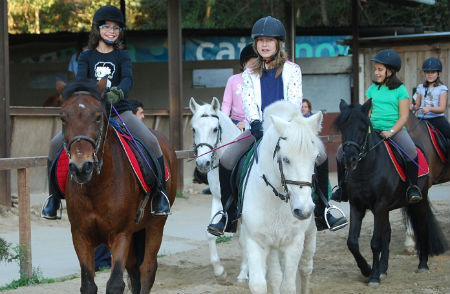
{"left": 365, "top": 83, "right": 409, "bottom": 130}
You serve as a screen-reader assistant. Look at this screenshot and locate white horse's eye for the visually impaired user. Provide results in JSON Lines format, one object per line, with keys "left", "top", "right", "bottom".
{"left": 192, "top": 128, "right": 196, "bottom": 134}
{"left": 213, "top": 127, "right": 218, "bottom": 133}
{"left": 283, "top": 157, "right": 290, "bottom": 164}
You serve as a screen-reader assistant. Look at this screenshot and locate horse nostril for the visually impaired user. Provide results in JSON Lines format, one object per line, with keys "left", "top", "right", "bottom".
{"left": 82, "top": 161, "right": 94, "bottom": 174}
{"left": 205, "top": 161, "right": 211, "bottom": 167}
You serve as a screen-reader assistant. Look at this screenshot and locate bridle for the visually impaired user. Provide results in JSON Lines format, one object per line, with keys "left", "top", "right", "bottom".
{"left": 192, "top": 113, "right": 222, "bottom": 170}
{"left": 262, "top": 137, "right": 313, "bottom": 203}
{"left": 342, "top": 125, "right": 385, "bottom": 163}
{"left": 62, "top": 91, "right": 109, "bottom": 175}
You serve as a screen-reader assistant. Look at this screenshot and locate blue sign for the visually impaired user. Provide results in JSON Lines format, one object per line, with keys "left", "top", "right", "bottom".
{"left": 21, "top": 35, "right": 350, "bottom": 63}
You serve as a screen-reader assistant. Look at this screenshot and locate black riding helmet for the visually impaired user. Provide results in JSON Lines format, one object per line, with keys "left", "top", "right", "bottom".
{"left": 93, "top": 5, "right": 125, "bottom": 27}
{"left": 422, "top": 57, "right": 442, "bottom": 72}
{"left": 371, "top": 49, "right": 401, "bottom": 72}
{"left": 240, "top": 43, "right": 258, "bottom": 70}
{"left": 251, "top": 16, "right": 286, "bottom": 41}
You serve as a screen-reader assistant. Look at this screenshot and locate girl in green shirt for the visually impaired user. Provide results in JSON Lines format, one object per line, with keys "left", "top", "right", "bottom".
{"left": 333, "top": 49, "right": 422, "bottom": 204}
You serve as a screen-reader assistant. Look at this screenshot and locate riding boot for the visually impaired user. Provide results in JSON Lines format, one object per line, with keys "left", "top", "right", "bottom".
{"left": 405, "top": 157, "right": 422, "bottom": 204}
{"left": 41, "top": 159, "right": 62, "bottom": 220}
{"left": 151, "top": 156, "right": 171, "bottom": 216}
{"left": 331, "top": 159, "right": 348, "bottom": 202}
{"left": 314, "top": 158, "right": 348, "bottom": 231}
{"left": 207, "top": 163, "right": 234, "bottom": 237}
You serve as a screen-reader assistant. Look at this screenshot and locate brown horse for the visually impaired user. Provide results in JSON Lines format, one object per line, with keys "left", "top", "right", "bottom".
{"left": 407, "top": 110, "right": 450, "bottom": 185}
{"left": 59, "top": 79, "right": 177, "bottom": 294}
{"left": 43, "top": 80, "right": 65, "bottom": 107}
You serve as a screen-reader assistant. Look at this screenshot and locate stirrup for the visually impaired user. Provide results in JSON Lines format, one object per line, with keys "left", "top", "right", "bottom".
{"left": 207, "top": 210, "right": 228, "bottom": 236}
{"left": 40, "top": 195, "right": 62, "bottom": 220}
{"left": 324, "top": 205, "right": 348, "bottom": 231}
{"left": 406, "top": 185, "right": 422, "bottom": 204}
{"left": 151, "top": 190, "right": 171, "bottom": 216}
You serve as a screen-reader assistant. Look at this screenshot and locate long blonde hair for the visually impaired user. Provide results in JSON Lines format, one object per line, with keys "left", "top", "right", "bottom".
{"left": 249, "top": 39, "right": 287, "bottom": 78}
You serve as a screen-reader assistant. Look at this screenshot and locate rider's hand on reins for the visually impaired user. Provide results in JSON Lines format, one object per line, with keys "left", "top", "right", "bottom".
{"left": 106, "top": 87, "right": 124, "bottom": 104}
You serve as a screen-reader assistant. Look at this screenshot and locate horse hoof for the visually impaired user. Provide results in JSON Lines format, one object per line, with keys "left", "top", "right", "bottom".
{"left": 215, "top": 270, "right": 227, "bottom": 282}
{"left": 415, "top": 267, "right": 429, "bottom": 273}
{"left": 236, "top": 276, "right": 248, "bottom": 283}
{"left": 368, "top": 280, "right": 380, "bottom": 287}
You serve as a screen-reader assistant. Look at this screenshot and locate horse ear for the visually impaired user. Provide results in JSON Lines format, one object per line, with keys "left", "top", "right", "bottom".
{"left": 189, "top": 97, "right": 199, "bottom": 113}
{"left": 339, "top": 99, "right": 349, "bottom": 112}
{"left": 306, "top": 111, "right": 323, "bottom": 134}
{"left": 362, "top": 99, "right": 372, "bottom": 115}
{"left": 56, "top": 80, "right": 66, "bottom": 95}
{"left": 96, "top": 78, "right": 107, "bottom": 98}
{"left": 271, "top": 115, "right": 289, "bottom": 137}
{"left": 211, "top": 97, "right": 220, "bottom": 112}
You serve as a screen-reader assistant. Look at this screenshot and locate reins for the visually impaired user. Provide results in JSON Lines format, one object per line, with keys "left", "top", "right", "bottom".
{"left": 191, "top": 113, "right": 223, "bottom": 169}
{"left": 262, "top": 137, "right": 313, "bottom": 203}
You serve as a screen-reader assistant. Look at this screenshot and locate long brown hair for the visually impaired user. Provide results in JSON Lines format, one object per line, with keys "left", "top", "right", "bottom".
{"left": 249, "top": 39, "right": 287, "bottom": 78}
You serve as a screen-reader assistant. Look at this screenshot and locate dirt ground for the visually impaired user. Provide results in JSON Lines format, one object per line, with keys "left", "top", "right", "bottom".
{"left": 1, "top": 183, "right": 449, "bottom": 294}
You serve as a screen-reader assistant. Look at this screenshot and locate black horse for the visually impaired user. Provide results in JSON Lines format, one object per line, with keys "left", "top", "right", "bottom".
{"left": 333, "top": 99, "right": 448, "bottom": 286}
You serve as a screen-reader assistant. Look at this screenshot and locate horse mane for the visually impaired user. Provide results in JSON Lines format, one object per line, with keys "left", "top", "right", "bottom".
{"left": 263, "top": 100, "right": 324, "bottom": 157}
{"left": 333, "top": 102, "right": 372, "bottom": 132}
{"left": 62, "top": 79, "right": 101, "bottom": 101}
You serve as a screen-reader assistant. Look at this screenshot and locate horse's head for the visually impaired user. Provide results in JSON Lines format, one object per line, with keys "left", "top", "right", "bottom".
{"left": 189, "top": 97, "right": 223, "bottom": 173}
{"left": 333, "top": 99, "right": 372, "bottom": 171}
{"left": 262, "top": 101, "right": 324, "bottom": 220}
{"left": 60, "top": 79, "right": 107, "bottom": 184}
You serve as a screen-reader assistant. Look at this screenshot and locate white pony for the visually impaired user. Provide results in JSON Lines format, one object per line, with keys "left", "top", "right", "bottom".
{"left": 241, "top": 100, "right": 323, "bottom": 294}
{"left": 189, "top": 97, "right": 241, "bottom": 279}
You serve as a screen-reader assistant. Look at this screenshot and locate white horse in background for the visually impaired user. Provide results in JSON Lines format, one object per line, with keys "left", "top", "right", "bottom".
{"left": 241, "top": 101, "right": 323, "bottom": 294}
{"left": 189, "top": 97, "right": 241, "bottom": 279}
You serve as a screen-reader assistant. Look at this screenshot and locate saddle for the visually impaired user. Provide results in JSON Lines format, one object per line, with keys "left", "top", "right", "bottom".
{"left": 221, "top": 141, "right": 258, "bottom": 233}
{"left": 51, "top": 121, "right": 169, "bottom": 197}
{"left": 384, "top": 141, "right": 429, "bottom": 182}
{"left": 424, "top": 121, "right": 449, "bottom": 163}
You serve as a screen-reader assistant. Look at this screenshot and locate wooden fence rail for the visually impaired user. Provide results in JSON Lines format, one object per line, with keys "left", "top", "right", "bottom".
{"left": 0, "top": 150, "right": 194, "bottom": 279}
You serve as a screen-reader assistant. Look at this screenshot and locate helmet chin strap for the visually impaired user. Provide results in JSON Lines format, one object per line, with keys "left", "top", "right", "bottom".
{"left": 101, "top": 37, "right": 117, "bottom": 46}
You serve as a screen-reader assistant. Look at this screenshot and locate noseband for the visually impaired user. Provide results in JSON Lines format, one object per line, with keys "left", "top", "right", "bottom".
{"left": 342, "top": 126, "right": 384, "bottom": 162}
{"left": 262, "top": 137, "right": 312, "bottom": 203}
{"left": 192, "top": 113, "right": 222, "bottom": 170}
{"left": 62, "top": 91, "right": 107, "bottom": 175}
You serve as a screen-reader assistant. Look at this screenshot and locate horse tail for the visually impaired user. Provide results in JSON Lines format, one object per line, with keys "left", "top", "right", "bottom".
{"left": 406, "top": 201, "right": 449, "bottom": 256}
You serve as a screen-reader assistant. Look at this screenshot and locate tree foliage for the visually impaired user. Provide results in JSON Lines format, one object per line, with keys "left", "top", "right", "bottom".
{"left": 6, "top": 0, "right": 449, "bottom": 34}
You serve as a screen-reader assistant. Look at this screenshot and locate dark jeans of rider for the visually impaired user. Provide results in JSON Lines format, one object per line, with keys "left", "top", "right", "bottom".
{"left": 425, "top": 116, "right": 450, "bottom": 140}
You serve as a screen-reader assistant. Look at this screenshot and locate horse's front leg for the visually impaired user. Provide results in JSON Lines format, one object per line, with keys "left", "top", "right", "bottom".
{"left": 347, "top": 205, "right": 371, "bottom": 277}
{"left": 237, "top": 223, "right": 249, "bottom": 282}
{"left": 379, "top": 220, "right": 391, "bottom": 278}
{"left": 279, "top": 236, "right": 305, "bottom": 294}
{"left": 298, "top": 222, "right": 316, "bottom": 294}
{"left": 106, "top": 233, "right": 132, "bottom": 294}
{"left": 207, "top": 170, "right": 226, "bottom": 279}
{"left": 368, "top": 208, "right": 389, "bottom": 286}
{"left": 71, "top": 231, "right": 97, "bottom": 294}
{"left": 246, "top": 236, "right": 269, "bottom": 294}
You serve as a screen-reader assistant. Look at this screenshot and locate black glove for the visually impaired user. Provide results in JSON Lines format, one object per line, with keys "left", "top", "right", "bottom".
{"left": 106, "top": 87, "right": 124, "bottom": 104}
{"left": 250, "top": 120, "right": 263, "bottom": 140}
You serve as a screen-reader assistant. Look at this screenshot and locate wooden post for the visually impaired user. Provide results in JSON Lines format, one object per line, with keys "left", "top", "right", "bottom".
{"left": 0, "top": 0, "right": 11, "bottom": 206}
{"left": 168, "top": 0, "right": 184, "bottom": 191}
{"left": 17, "top": 168, "right": 32, "bottom": 279}
{"left": 284, "top": 0, "right": 296, "bottom": 62}
{"left": 351, "top": 0, "right": 360, "bottom": 104}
